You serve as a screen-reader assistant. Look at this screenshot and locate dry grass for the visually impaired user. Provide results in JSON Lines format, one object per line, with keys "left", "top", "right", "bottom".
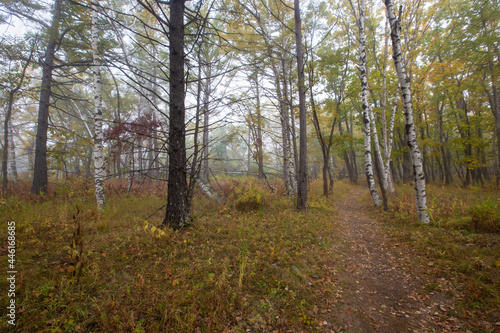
{"left": 0, "top": 177, "right": 346, "bottom": 332}
{"left": 377, "top": 182, "right": 500, "bottom": 328}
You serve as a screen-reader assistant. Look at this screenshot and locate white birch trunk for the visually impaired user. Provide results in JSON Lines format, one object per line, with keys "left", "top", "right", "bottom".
{"left": 368, "top": 100, "right": 389, "bottom": 192}
{"left": 385, "top": 0, "right": 430, "bottom": 223}
{"left": 358, "top": 0, "right": 382, "bottom": 206}
{"left": 92, "top": 1, "right": 105, "bottom": 209}
{"left": 384, "top": 92, "right": 398, "bottom": 194}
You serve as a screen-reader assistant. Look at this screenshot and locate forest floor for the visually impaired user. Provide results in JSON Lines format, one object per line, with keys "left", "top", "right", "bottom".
{"left": 327, "top": 185, "right": 471, "bottom": 332}
{"left": 0, "top": 178, "right": 498, "bottom": 332}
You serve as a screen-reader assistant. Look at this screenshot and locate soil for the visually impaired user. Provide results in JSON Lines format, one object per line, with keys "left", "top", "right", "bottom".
{"left": 326, "top": 185, "right": 471, "bottom": 333}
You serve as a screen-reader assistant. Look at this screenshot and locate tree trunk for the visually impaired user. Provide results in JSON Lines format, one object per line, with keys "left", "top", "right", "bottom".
{"left": 282, "top": 54, "right": 297, "bottom": 195}
{"left": 92, "top": 0, "right": 105, "bottom": 209}
{"left": 487, "top": 64, "right": 500, "bottom": 184}
{"left": 254, "top": 72, "right": 265, "bottom": 179}
{"left": 8, "top": 122, "right": 18, "bottom": 183}
{"left": 357, "top": 0, "right": 382, "bottom": 207}
{"left": 127, "top": 145, "right": 134, "bottom": 193}
{"left": 31, "top": 0, "right": 62, "bottom": 194}
{"left": 273, "top": 57, "right": 294, "bottom": 196}
{"left": 437, "top": 101, "right": 454, "bottom": 185}
{"left": 163, "top": 0, "right": 188, "bottom": 229}
{"left": 384, "top": 97, "right": 398, "bottom": 194}
{"left": 202, "top": 73, "right": 210, "bottom": 182}
{"left": 294, "top": 0, "right": 308, "bottom": 210}
{"left": 2, "top": 94, "right": 15, "bottom": 194}
{"left": 385, "top": 0, "right": 430, "bottom": 223}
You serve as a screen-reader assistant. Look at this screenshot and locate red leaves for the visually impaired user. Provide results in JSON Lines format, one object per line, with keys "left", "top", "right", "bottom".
{"left": 104, "top": 114, "right": 160, "bottom": 145}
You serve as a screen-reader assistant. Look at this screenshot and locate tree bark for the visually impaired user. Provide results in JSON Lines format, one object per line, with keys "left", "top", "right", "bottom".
{"left": 282, "top": 54, "right": 297, "bottom": 195}
{"left": 202, "top": 71, "right": 211, "bottom": 182}
{"left": 294, "top": 0, "right": 308, "bottom": 210}
{"left": 2, "top": 95, "right": 15, "bottom": 194}
{"left": 92, "top": 0, "right": 105, "bottom": 209}
{"left": 8, "top": 122, "right": 18, "bottom": 183}
{"left": 253, "top": 72, "right": 265, "bottom": 179}
{"left": 357, "top": 0, "right": 382, "bottom": 207}
{"left": 31, "top": 0, "right": 62, "bottom": 194}
{"left": 273, "top": 57, "right": 294, "bottom": 196}
{"left": 385, "top": 0, "right": 430, "bottom": 223}
{"left": 163, "top": 0, "right": 188, "bottom": 229}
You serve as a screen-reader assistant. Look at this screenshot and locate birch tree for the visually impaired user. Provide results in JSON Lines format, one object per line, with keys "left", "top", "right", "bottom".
{"left": 384, "top": 0, "right": 430, "bottom": 223}
{"left": 352, "top": 0, "right": 382, "bottom": 207}
{"left": 92, "top": 0, "right": 105, "bottom": 209}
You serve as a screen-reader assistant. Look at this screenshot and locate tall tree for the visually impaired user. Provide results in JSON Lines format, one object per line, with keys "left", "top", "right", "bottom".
{"left": 352, "top": 0, "right": 382, "bottom": 207}
{"left": 163, "top": 0, "right": 188, "bottom": 229}
{"left": 92, "top": 0, "right": 105, "bottom": 209}
{"left": 385, "top": 0, "right": 430, "bottom": 223}
{"left": 31, "top": 0, "right": 62, "bottom": 194}
{"left": 294, "top": 0, "right": 308, "bottom": 210}
{"left": 1, "top": 42, "right": 33, "bottom": 194}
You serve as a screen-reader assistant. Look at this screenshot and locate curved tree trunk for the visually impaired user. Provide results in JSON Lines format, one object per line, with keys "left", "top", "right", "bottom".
{"left": 31, "top": 0, "right": 62, "bottom": 194}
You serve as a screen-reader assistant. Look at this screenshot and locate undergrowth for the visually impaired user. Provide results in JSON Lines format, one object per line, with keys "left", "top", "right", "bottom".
{"left": 0, "top": 177, "right": 344, "bottom": 332}
{"left": 378, "top": 182, "right": 500, "bottom": 330}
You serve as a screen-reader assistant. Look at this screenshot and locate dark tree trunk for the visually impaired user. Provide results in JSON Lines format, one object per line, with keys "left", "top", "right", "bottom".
{"left": 254, "top": 73, "right": 265, "bottom": 179}
{"left": 163, "top": 0, "right": 187, "bottom": 230}
{"left": 31, "top": 0, "right": 62, "bottom": 194}
{"left": 294, "top": 0, "right": 308, "bottom": 210}
{"left": 202, "top": 77, "right": 210, "bottom": 182}
{"left": 437, "top": 102, "right": 453, "bottom": 185}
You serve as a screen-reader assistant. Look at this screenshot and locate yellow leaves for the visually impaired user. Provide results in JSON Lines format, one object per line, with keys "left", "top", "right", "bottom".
{"left": 143, "top": 221, "right": 168, "bottom": 238}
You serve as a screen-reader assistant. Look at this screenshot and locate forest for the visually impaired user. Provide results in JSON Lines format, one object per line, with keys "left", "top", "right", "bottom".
{"left": 0, "top": 0, "right": 499, "bottom": 331}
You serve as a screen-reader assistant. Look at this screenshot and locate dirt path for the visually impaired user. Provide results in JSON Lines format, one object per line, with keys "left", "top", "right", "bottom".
{"left": 329, "top": 186, "right": 468, "bottom": 333}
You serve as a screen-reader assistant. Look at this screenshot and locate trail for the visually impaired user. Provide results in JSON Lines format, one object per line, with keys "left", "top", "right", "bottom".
{"left": 328, "top": 185, "right": 467, "bottom": 333}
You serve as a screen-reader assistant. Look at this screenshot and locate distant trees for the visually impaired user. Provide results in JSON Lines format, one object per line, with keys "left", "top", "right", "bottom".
{"left": 1, "top": 0, "right": 499, "bottom": 224}
{"left": 1, "top": 39, "right": 33, "bottom": 194}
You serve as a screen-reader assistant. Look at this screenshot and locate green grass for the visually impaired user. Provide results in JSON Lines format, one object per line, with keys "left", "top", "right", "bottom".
{"left": 0, "top": 178, "right": 346, "bottom": 332}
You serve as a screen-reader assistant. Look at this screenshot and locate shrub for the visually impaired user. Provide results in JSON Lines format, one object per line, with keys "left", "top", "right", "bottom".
{"left": 468, "top": 199, "right": 500, "bottom": 233}
{"left": 234, "top": 186, "right": 263, "bottom": 212}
